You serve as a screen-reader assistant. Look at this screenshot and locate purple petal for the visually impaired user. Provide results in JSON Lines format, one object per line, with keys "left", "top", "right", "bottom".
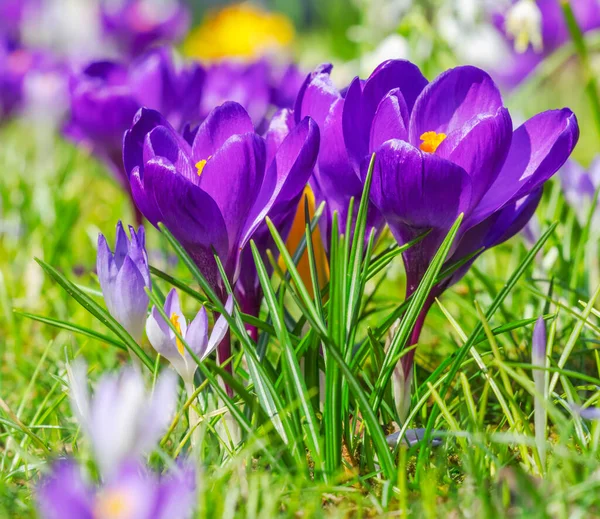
{"left": 370, "top": 140, "right": 472, "bottom": 238}
{"left": 163, "top": 288, "right": 187, "bottom": 338}
{"left": 199, "top": 133, "right": 266, "bottom": 260}
{"left": 144, "top": 126, "right": 196, "bottom": 185}
{"left": 344, "top": 60, "right": 428, "bottom": 169}
{"left": 155, "top": 461, "right": 197, "bottom": 519}
{"left": 264, "top": 108, "right": 294, "bottom": 166}
{"left": 369, "top": 88, "right": 410, "bottom": 154}
{"left": 97, "top": 233, "right": 118, "bottom": 311}
{"left": 241, "top": 116, "right": 319, "bottom": 251}
{"left": 113, "top": 221, "right": 129, "bottom": 269}
{"left": 123, "top": 107, "right": 190, "bottom": 178}
{"left": 205, "top": 295, "right": 233, "bottom": 360}
{"left": 191, "top": 101, "right": 254, "bottom": 163}
{"left": 145, "top": 159, "right": 229, "bottom": 290}
{"left": 185, "top": 306, "right": 209, "bottom": 357}
{"left": 409, "top": 66, "right": 503, "bottom": 146}
{"left": 37, "top": 460, "right": 94, "bottom": 519}
{"left": 294, "top": 63, "right": 338, "bottom": 127}
{"left": 147, "top": 306, "right": 179, "bottom": 359}
{"left": 470, "top": 109, "right": 579, "bottom": 226}
{"left": 436, "top": 107, "right": 513, "bottom": 208}
{"left": 111, "top": 255, "right": 149, "bottom": 341}
{"left": 127, "top": 225, "right": 151, "bottom": 289}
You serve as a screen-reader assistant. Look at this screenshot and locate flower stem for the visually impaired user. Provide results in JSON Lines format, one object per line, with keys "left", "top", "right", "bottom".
{"left": 185, "top": 382, "right": 201, "bottom": 449}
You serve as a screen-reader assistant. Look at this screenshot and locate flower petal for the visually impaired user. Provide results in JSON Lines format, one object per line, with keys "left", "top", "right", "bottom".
{"left": 369, "top": 88, "right": 410, "bottom": 155}
{"left": 409, "top": 66, "right": 503, "bottom": 146}
{"left": 191, "top": 101, "right": 254, "bottom": 163}
{"left": 344, "top": 60, "right": 428, "bottom": 169}
{"left": 146, "top": 159, "right": 230, "bottom": 290}
{"left": 469, "top": 108, "right": 579, "bottom": 226}
{"left": 370, "top": 140, "right": 472, "bottom": 237}
{"left": 111, "top": 255, "right": 149, "bottom": 342}
{"left": 204, "top": 295, "right": 233, "bottom": 360}
{"left": 199, "top": 133, "right": 266, "bottom": 260}
{"left": 294, "top": 63, "right": 338, "bottom": 127}
{"left": 185, "top": 306, "right": 209, "bottom": 357}
{"left": 436, "top": 107, "right": 513, "bottom": 208}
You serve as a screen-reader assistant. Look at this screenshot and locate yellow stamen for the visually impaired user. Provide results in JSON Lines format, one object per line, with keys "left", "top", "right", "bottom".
{"left": 95, "top": 490, "right": 132, "bottom": 518}
{"left": 195, "top": 156, "right": 211, "bottom": 176}
{"left": 170, "top": 313, "right": 185, "bottom": 356}
{"left": 419, "top": 131, "right": 447, "bottom": 153}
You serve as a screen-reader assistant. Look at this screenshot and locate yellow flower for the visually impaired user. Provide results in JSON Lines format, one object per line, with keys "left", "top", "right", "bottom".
{"left": 184, "top": 3, "right": 295, "bottom": 61}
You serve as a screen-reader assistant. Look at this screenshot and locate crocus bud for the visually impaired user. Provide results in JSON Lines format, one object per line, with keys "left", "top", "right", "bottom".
{"left": 97, "top": 221, "right": 151, "bottom": 342}
{"left": 146, "top": 288, "right": 233, "bottom": 386}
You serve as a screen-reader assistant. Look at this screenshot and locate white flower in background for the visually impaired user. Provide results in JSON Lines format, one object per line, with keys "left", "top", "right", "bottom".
{"left": 146, "top": 289, "right": 233, "bottom": 389}
{"left": 436, "top": 0, "right": 511, "bottom": 71}
{"left": 359, "top": 34, "right": 410, "bottom": 77}
{"left": 21, "top": 0, "right": 110, "bottom": 61}
{"left": 505, "top": 0, "right": 543, "bottom": 53}
{"left": 67, "top": 361, "right": 178, "bottom": 477}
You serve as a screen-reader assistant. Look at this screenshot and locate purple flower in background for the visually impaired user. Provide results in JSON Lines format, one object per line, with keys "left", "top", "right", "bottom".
{"left": 123, "top": 102, "right": 319, "bottom": 306}
{"left": 492, "top": 0, "right": 600, "bottom": 87}
{"left": 201, "top": 60, "right": 272, "bottom": 128}
{"left": 0, "top": 0, "right": 39, "bottom": 43}
{"left": 146, "top": 288, "right": 233, "bottom": 386}
{"left": 65, "top": 47, "right": 204, "bottom": 195}
{"left": 270, "top": 63, "right": 305, "bottom": 111}
{"left": 560, "top": 157, "right": 600, "bottom": 226}
{"left": 97, "top": 221, "right": 151, "bottom": 343}
{"left": 67, "top": 361, "right": 178, "bottom": 477}
{"left": 317, "top": 60, "right": 578, "bottom": 406}
{"left": 37, "top": 459, "right": 197, "bottom": 519}
{"left": 100, "top": 0, "right": 190, "bottom": 57}
{"left": 0, "top": 41, "right": 64, "bottom": 122}
{"left": 294, "top": 63, "right": 386, "bottom": 247}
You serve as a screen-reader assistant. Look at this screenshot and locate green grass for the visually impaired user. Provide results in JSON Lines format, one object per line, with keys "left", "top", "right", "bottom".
{"left": 2, "top": 83, "right": 600, "bottom": 519}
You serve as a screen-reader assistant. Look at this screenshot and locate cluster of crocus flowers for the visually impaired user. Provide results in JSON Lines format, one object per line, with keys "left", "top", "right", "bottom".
{"left": 37, "top": 362, "right": 197, "bottom": 519}
{"left": 298, "top": 59, "right": 578, "bottom": 412}
{"left": 100, "top": 0, "right": 190, "bottom": 57}
{"left": 123, "top": 101, "right": 319, "bottom": 319}
{"left": 491, "top": 0, "right": 600, "bottom": 87}
{"left": 65, "top": 47, "right": 204, "bottom": 194}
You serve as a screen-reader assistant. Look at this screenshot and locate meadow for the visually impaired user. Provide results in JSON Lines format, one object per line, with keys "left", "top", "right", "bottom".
{"left": 2, "top": 1, "right": 600, "bottom": 517}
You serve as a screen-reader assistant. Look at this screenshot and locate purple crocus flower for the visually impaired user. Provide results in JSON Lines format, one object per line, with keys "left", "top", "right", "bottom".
{"left": 123, "top": 101, "right": 319, "bottom": 313}
{"left": 269, "top": 63, "right": 306, "bottom": 111}
{"left": 492, "top": 0, "right": 600, "bottom": 87}
{"left": 0, "top": 40, "right": 63, "bottom": 121}
{"left": 67, "top": 361, "right": 178, "bottom": 477}
{"left": 65, "top": 47, "right": 204, "bottom": 196}
{"left": 97, "top": 221, "right": 151, "bottom": 343}
{"left": 305, "top": 60, "right": 578, "bottom": 405}
{"left": 200, "top": 60, "right": 272, "bottom": 128}
{"left": 146, "top": 288, "right": 233, "bottom": 386}
{"left": 100, "top": 0, "right": 190, "bottom": 57}
{"left": 294, "top": 63, "right": 386, "bottom": 247}
{"left": 37, "top": 459, "right": 196, "bottom": 519}
{"left": 560, "top": 157, "right": 600, "bottom": 226}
